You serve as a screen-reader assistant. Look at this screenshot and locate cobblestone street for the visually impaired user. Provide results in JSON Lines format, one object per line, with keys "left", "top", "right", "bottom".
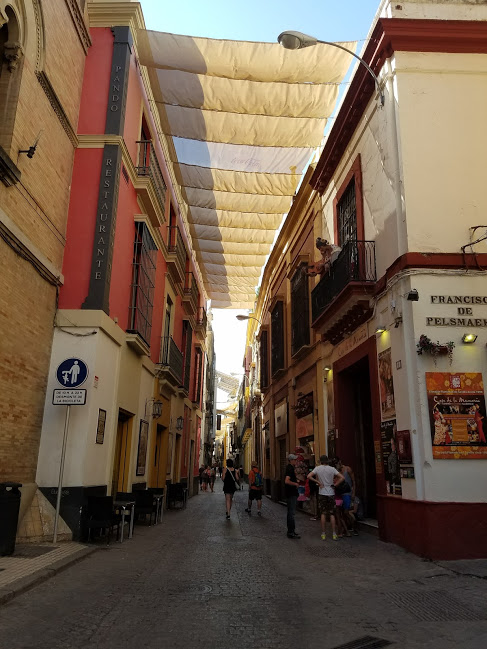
{"left": 1, "top": 484, "right": 486, "bottom": 649}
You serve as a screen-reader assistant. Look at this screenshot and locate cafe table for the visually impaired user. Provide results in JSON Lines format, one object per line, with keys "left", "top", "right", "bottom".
{"left": 113, "top": 499, "right": 135, "bottom": 542}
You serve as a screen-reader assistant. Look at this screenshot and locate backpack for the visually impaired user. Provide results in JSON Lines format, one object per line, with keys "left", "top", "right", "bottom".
{"left": 253, "top": 470, "right": 263, "bottom": 488}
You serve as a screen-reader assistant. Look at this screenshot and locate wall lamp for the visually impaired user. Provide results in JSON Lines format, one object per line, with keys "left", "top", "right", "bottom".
{"left": 324, "top": 366, "right": 332, "bottom": 371}
{"left": 375, "top": 325, "right": 386, "bottom": 335}
{"left": 277, "top": 30, "right": 384, "bottom": 106}
{"left": 176, "top": 416, "right": 184, "bottom": 430}
{"left": 462, "top": 333, "right": 477, "bottom": 344}
{"left": 406, "top": 289, "right": 419, "bottom": 301}
{"left": 145, "top": 397, "right": 163, "bottom": 419}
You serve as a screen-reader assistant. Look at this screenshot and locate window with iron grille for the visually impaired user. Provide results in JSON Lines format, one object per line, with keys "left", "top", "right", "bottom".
{"left": 128, "top": 222, "right": 157, "bottom": 345}
{"left": 291, "top": 265, "right": 310, "bottom": 356}
{"left": 193, "top": 347, "right": 203, "bottom": 404}
{"left": 182, "top": 320, "right": 193, "bottom": 392}
{"left": 260, "top": 330, "right": 269, "bottom": 389}
{"left": 271, "top": 301, "right": 285, "bottom": 376}
{"left": 337, "top": 178, "right": 357, "bottom": 246}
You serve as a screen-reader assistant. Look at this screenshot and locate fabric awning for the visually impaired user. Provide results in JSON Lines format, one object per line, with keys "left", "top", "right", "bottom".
{"left": 137, "top": 30, "right": 355, "bottom": 308}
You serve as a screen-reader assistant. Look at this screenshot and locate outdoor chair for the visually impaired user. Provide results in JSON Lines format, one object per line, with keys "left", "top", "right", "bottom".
{"left": 167, "top": 483, "right": 187, "bottom": 510}
{"left": 85, "top": 496, "right": 121, "bottom": 544}
{"left": 134, "top": 489, "right": 157, "bottom": 525}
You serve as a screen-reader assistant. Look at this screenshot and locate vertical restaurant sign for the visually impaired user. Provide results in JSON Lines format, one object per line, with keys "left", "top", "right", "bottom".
{"left": 82, "top": 144, "right": 122, "bottom": 313}
{"left": 378, "top": 348, "right": 396, "bottom": 421}
{"left": 105, "top": 26, "right": 133, "bottom": 136}
{"left": 426, "top": 372, "right": 487, "bottom": 459}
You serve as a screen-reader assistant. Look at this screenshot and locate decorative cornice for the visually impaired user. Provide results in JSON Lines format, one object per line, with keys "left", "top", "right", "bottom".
{"left": 65, "top": 0, "right": 91, "bottom": 53}
{"left": 311, "top": 18, "right": 487, "bottom": 195}
{"left": 36, "top": 71, "right": 78, "bottom": 147}
{"left": 86, "top": 2, "right": 145, "bottom": 31}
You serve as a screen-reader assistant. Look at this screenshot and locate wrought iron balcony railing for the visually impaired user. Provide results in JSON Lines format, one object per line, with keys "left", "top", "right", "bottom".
{"left": 183, "top": 271, "right": 199, "bottom": 314}
{"left": 158, "top": 335, "right": 183, "bottom": 385}
{"left": 311, "top": 240, "right": 376, "bottom": 323}
{"left": 167, "top": 225, "right": 186, "bottom": 271}
{"left": 135, "top": 140, "right": 167, "bottom": 219}
{"left": 196, "top": 306, "right": 207, "bottom": 332}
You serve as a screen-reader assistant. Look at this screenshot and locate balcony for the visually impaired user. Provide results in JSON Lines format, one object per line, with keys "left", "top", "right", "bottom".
{"left": 195, "top": 306, "right": 207, "bottom": 339}
{"left": 166, "top": 225, "right": 186, "bottom": 285}
{"left": 157, "top": 335, "right": 183, "bottom": 392}
{"left": 182, "top": 272, "right": 199, "bottom": 316}
{"left": 135, "top": 140, "right": 167, "bottom": 227}
{"left": 311, "top": 240, "right": 376, "bottom": 344}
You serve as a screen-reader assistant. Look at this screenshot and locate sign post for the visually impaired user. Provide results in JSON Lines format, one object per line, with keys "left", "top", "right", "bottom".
{"left": 52, "top": 358, "right": 88, "bottom": 544}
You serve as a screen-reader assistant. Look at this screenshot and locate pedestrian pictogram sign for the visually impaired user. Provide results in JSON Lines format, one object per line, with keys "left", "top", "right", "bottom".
{"left": 56, "top": 358, "right": 88, "bottom": 388}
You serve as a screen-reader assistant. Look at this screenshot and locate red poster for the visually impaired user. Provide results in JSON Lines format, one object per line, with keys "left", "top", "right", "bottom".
{"left": 426, "top": 372, "right": 487, "bottom": 459}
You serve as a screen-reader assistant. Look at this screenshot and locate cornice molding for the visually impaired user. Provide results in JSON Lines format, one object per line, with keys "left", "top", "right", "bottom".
{"left": 65, "top": 0, "right": 91, "bottom": 53}
{"left": 86, "top": 2, "right": 145, "bottom": 31}
{"left": 36, "top": 71, "right": 78, "bottom": 147}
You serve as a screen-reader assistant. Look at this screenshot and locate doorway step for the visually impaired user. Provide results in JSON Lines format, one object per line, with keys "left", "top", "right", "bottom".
{"left": 358, "top": 518, "right": 379, "bottom": 537}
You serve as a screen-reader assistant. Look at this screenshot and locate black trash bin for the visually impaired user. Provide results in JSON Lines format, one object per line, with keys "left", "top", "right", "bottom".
{"left": 0, "top": 482, "right": 22, "bottom": 556}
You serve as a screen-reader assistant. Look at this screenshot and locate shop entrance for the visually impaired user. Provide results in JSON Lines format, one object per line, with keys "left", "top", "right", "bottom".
{"left": 152, "top": 424, "right": 167, "bottom": 489}
{"left": 112, "top": 410, "right": 133, "bottom": 495}
{"left": 336, "top": 356, "right": 377, "bottom": 519}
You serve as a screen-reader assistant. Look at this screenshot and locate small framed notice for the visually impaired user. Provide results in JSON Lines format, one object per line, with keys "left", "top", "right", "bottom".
{"left": 96, "top": 409, "right": 107, "bottom": 444}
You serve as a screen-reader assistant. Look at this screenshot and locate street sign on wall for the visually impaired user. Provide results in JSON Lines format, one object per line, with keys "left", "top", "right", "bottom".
{"left": 56, "top": 358, "right": 88, "bottom": 388}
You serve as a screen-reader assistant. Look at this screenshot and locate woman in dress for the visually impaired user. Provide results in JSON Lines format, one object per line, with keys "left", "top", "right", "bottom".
{"left": 222, "top": 459, "right": 239, "bottom": 519}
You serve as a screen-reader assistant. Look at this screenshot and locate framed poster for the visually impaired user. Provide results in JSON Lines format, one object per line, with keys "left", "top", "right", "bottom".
{"left": 136, "top": 419, "right": 149, "bottom": 476}
{"left": 95, "top": 408, "right": 106, "bottom": 444}
{"left": 396, "top": 429, "right": 412, "bottom": 464}
{"left": 378, "top": 348, "right": 396, "bottom": 420}
{"left": 426, "top": 372, "right": 487, "bottom": 459}
{"left": 380, "top": 419, "right": 402, "bottom": 495}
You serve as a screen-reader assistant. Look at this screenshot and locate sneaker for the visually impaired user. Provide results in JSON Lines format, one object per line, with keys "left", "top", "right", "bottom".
{"left": 244, "top": 508, "right": 251, "bottom": 514}
{"left": 226, "top": 513, "right": 230, "bottom": 519}
{"left": 332, "top": 533, "right": 338, "bottom": 541}
{"left": 321, "top": 533, "right": 326, "bottom": 541}
{"left": 287, "top": 532, "right": 301, "bottom": 539}
{"left": 257, "top": 511, "right": 262, "bottom": 517}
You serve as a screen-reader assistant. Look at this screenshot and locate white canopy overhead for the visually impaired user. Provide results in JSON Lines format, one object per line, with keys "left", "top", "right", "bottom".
{"left": 137, "top": 30, "right": 355, "bottom": 308}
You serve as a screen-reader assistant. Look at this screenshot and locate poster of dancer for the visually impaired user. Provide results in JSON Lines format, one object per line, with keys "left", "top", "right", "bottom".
{"left": 378, "top": 348, "right": 396, "bottom": 420}
{"left": 426, "top": 372, "right": 487, "bottom": 459}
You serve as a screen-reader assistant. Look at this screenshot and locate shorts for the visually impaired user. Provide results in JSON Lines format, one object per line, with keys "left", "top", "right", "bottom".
{"left": 318, "top": 494, "right": 336, "bottom": 520}
{"left": 249, "top": 489, "right": 262, "bottom": 501}
{"left": 342, "top": 493, "right": 352, "bottom": 510}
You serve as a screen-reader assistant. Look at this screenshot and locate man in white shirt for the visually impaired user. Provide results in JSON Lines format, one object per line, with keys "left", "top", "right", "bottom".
{"left": 308, "top": 455, "right": 344, "bottom": 541}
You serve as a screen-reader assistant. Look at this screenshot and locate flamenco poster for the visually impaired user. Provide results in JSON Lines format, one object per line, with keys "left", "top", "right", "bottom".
{"left": 426, "top": 372, "right": 487, "bottom": 459}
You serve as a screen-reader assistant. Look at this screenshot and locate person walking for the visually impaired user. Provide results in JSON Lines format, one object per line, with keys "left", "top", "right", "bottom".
{"left": 198, "top": 465, "right": 205, "bottom": 491}
{"left": 307, "top": 455, "right": 344, "bottom": 541}
{"left": 222, "top": 459, "right": 239, "bottom": 519}
{"left": 245, "top": 460, "right": 263, "bottom": 516}
{"left": 237, "top": 465, "right": 245, "bottom": 490}
{"left": 285, "top": 454, "right": 300, "bottom": 539}
{"left": 209, "top": 465, "right": 216, "bottom": 492}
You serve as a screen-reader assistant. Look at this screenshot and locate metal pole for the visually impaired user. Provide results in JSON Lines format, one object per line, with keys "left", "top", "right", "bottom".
{"left": 53, "top": 405, "right": 70, "bottom": 544}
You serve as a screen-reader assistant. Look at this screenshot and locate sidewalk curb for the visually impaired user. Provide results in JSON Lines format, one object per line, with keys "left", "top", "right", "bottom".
{"left": 0, "top": 546, "right": 98, "bottom": 606}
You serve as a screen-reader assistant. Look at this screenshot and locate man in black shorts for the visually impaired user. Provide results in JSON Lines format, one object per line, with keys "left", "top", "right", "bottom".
{"left": 245, "top": 460, "right": 263, "bottom": 516}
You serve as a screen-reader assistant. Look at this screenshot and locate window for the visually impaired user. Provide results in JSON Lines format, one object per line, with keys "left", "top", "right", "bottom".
{"left": 337, "top": 178, "right": 357, "bottom": 246}
{"left": 260, "top": 330, "right": 269, "bottom": 389}
{"left": 271, "top": 301, "right": 285, "bottom": 376}
{"left": 291, "top": 265, "right": 310, "bottom": 356}
{"left": 182, "top": 320, "right": 193, "bottom": 392}
{"left": 0, "top": 7, "right": 23, "bottom": 185}
{"left": 192, "top": 347, "right": 203, "bottom": 404}
{"left": 128, "top": 222, "right": 157, "bottom": 345}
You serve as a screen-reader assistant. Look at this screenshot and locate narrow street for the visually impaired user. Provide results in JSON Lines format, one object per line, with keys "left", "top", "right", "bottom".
{"left": 1, "top": 484, "right": 486, "bottom": 649}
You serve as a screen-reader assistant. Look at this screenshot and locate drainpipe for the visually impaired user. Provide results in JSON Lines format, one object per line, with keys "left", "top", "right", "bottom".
{"left": 384, "top": 57, "right": 425, "bottom": 500}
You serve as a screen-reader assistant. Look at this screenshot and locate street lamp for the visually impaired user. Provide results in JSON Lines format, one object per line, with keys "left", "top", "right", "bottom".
{"left": 236, "top": 314, "right": 262, "bottom": 324}
{"left": 277, "top": 30, "right": 385, "bottom": 106}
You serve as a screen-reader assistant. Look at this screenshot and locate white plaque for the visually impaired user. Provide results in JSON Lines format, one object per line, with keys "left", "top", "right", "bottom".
{"left": 53, "top": 389, "right": 87, "bottom": 405}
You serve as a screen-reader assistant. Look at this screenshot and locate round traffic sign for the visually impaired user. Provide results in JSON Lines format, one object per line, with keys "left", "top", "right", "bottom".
{"left": 56, "top": 358, "right": 89, "bottom": 388}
